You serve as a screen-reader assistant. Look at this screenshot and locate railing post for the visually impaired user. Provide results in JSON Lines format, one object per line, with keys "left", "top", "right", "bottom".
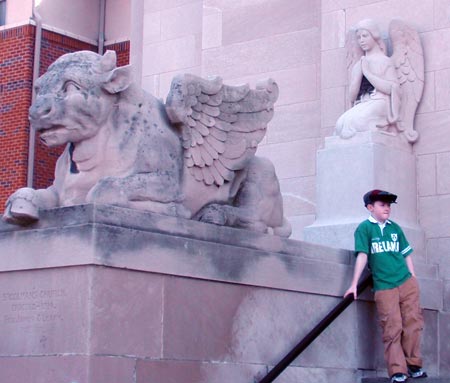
{"left": 258, "top": 273, "right": 373, "bottom": 383}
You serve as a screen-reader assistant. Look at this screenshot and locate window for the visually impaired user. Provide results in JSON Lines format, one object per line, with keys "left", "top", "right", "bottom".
{"left": 0, "top": 0, "right": 6, "bottom": 26}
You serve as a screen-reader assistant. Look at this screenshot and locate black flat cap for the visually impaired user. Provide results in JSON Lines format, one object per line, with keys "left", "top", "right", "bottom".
{"left": 363, "top": 189, "right": 397, "bottom": 206}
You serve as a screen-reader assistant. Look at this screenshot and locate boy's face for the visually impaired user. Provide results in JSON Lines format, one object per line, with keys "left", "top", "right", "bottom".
{"left": 367, "top": 200, "right": 391, "bottom": 223}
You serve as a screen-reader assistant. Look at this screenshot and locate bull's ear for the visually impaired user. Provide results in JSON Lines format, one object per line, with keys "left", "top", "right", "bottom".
{"left": 100, "top": 50, "right": 117, "bottom": 72}
{"left": 102, "top": 65, "right": 133, "bottom": 94}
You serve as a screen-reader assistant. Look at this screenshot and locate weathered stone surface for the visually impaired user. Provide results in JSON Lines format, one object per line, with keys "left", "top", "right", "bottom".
{"left": 321, "top": 86, "right": 346, "bottom": 128}
{"left": 445, "top": 280, "right": 450, "bottom": 311}
{"left": 415, "top": 111, "right": 450, "bottom": 155}
{"left": 143, "top": 11, "right": 161, "bottom": 45}
{"left": 267, "top": 101, "right": 321, "bottom": 144}
{"left": 417, "top": 154, "right": 437, "bottom": 197}
{"left": 288, "top": 214, "right": 316, "bottom": 242}
{"left": 419, "top": 195, "right": 450, "bottom": 239}
{"left": 143, "top": 35, "right": 200, "bottom": 75}
{"left": 363, "top": 378, "right": 450, "bottom": 383}
{"left": 321, "top": 10, "right": 346, "bottom": 50}
{"left": 274, "top": 365, "right": 358, "bottom": 383}
{"left": 345, "top": 0, "right": 434, "bottom": 33}
{"left": 279, "top": 176, "right": 316, "bottom": 217}
{"left": 437, "top": 152, "right": 450, "bottom": 194}
{"left": 202, "top": 29, "right": 319, "bottom": 79}
{"left": 202, "top": 6, "right": 222, "bottom": 49}
{"left": 257, "top": 139, "right": 317, "bottom": 180}
{"left": 422, "top": 28, "right": 450, "bottom": 72}
{"left": 163, "top": 277, "right": 358, "bottom": 369}
{"left": 0, "top": 206, "right": 354, "bottom": 297}
{"left": 136, "top": 359, "right": 265, "bottom": 383}
{"left": 0, "top": 267, "right": 90, "bottom": 355}
{"left": 321, "top": 48, "right": 347, "bottom": 89}
{"left": 440, "top": 312, "right": 450, "bottom": 376}
{"left": 160, "top": 1, "right": 202, "bottom": 40}
{"left": 88, "top": 267, "right": 164, "bottom": 357}
{"left": 435, "top": 69, "right": 450, "bottom": 111}
{"left": 220, "top": 0, "right": 319, "bottom": 46}
{"left": 435, "top": 0, "right": 450, "bottom": 29}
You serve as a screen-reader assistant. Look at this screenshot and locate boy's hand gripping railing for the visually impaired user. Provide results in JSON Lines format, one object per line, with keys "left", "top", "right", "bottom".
{"left": 258, "top": 273, "right": 373, "bottom": 383}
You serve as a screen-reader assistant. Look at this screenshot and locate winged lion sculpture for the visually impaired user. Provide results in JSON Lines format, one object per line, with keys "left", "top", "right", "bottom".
{"left": 3, "top": 50, "right": 291, "bottom": 237}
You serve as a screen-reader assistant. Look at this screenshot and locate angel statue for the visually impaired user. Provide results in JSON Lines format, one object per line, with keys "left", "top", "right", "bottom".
{"left": 335, "top": 19, "right": 424, "bottom": 143}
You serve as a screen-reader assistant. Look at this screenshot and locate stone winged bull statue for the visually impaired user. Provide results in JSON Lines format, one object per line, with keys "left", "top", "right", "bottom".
{"left": 3, "top": 50, "right": 291, "bottom": 237}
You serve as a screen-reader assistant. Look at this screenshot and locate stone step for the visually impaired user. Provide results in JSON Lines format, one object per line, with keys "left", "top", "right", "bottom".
{"left": 362, "top": 378, "right": 450, "bottom": 383}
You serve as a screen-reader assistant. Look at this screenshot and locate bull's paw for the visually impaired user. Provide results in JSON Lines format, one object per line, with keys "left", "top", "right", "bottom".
{"left": 194, "top": 204, "right": 228, "bottom": 226}
{"left": 2, "top": 188, "right": 39, "bottom": 225}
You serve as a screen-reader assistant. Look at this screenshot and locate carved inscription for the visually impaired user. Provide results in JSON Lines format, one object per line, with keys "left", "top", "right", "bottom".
{"left": 2, "top": 288, "right": 66, "bottom": 325}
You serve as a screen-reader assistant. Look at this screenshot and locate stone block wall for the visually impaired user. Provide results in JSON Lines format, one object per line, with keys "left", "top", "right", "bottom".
{"left": 141, "top": 0, "right": 204, "bottom": 97}
{"left": 200, "top": 0, "right": 321, "bottom": 240}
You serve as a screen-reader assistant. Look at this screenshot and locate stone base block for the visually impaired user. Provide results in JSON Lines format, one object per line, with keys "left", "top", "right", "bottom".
{"left": 304, "top": 132, "right": 423, "bottom": 251}
{"left": 0, "top": 205, "right": 442, "bottom": 382}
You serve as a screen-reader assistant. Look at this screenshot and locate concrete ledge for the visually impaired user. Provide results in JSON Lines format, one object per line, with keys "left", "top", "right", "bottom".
{"left": 0, "top": 204, "right": 356, "bottom": 297}
{"left": 0, "top": 204, "right": 353, "bottom": 264}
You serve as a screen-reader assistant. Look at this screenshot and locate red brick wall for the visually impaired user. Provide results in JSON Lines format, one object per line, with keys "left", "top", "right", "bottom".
{"left": 0, "top": 25, "right": 34, "bottom": 206}
{"left": 0, "top": 23, "right": 130, "bottom": 207}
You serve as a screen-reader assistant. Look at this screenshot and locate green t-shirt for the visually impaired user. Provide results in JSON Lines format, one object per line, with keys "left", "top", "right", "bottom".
{"left": 354, "top": 216, "right": 413, "bottom": 291}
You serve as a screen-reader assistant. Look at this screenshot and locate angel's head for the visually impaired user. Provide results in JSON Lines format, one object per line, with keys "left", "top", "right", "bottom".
{"left": 355, "top": 19, "right": 386, "bottom": 54}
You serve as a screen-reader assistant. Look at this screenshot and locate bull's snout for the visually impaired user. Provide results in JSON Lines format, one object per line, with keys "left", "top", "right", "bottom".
{"left": 28, "top": 95, "right": 54, "bottom": 129}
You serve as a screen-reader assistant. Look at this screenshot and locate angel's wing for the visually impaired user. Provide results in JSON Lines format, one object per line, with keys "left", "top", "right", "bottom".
{"left": 165, "top": 74, "right": 278, "bottom": 186}
{"left": 345, "top": 28, "right": 364, "bottom": 77}
{"left": 389, "top": 19, "right": 424, "bottom": 143}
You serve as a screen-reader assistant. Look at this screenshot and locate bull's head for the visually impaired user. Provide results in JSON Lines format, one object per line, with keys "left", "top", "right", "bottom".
{"left": 29, "top": 50, "right": 133, "bottom": 147}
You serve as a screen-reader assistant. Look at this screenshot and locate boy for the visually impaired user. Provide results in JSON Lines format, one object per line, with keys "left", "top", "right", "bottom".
{"left": 344, "top": 189, "right": 427, "bottom": 383}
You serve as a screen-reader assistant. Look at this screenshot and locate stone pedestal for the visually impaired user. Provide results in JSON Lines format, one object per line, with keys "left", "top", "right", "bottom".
{"left": 0, "top": 205, "right": 441, "bottom": 382}
{"left": 304, "top": 132, "right": 424, "bottom": 255}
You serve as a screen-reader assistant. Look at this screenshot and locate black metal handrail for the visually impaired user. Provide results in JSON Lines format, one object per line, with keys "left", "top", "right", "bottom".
{"left": 258, "top": 273, "right": 373, "bottom": 383}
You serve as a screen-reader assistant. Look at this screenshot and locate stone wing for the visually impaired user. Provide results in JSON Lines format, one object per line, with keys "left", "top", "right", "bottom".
{"left": 345, "top": 28, "right": 364, "bottom": 78}
{"left": 389, "top": 19, "right": 424, "bottom": 143}
{"left": 165, "top": 74, "right": 278, "bottom": 186}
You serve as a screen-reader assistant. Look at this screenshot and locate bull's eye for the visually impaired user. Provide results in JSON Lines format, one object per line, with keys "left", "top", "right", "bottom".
{"left": 63, "top": 81, "right": 81, "bottom": 94}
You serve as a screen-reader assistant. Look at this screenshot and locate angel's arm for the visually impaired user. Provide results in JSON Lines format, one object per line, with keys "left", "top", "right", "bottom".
{"left": 361, "top": 56, "right": 398, "bottom": 95}
{"left": 348, "top": 59, "right": 363, "bottom": 104}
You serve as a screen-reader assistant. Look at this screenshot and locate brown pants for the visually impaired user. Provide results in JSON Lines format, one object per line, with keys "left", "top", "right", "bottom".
{"left": 374, "top": 276, "right": 424, "bottom": 377}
